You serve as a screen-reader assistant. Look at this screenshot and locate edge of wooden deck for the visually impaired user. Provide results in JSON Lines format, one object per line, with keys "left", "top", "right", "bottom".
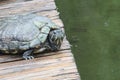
{"left": 0, "top": 0, "right": 81, "bottom": 80}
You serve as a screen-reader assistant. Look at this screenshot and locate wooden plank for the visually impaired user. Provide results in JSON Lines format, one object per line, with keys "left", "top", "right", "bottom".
{"left": 0, "top": 0, "right": 80, "bottom": 80}
{"left": 0, "top": 0, "right": 31, "bottom": 5}
{"left": 0, "top": 49, "right": 71, "bottom": 63}
{"left": 0, "top": 57, "right": 74, "bottom": 74}
{"left": 0, "top": 0, "right": 56, "bottom": 17}
{"left": 0, "top": 49, "right": 80, "bottom": 80}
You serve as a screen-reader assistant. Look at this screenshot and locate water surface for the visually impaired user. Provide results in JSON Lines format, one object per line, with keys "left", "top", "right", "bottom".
{"left": 56, "top": 0, "right": 120, "bottom": 80}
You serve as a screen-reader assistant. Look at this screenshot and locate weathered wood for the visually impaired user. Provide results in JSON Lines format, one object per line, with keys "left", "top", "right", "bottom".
{"left": 0, "top": 0, "right": 80, "bottom": 80}
{"left": 0, "top": 0, "right": 56, "bottom": 17}
{"left": 0, "top": 49, "right": 79, "bottom": 80}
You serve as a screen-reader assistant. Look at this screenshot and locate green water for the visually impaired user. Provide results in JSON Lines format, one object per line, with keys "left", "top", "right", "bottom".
{"left": 56, "top": 0, "right": 120, "bottom": 80}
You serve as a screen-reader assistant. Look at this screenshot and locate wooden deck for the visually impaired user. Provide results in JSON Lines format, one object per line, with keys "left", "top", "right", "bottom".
{"left": 0, "top": 0, "right": 80, "bottom": 80}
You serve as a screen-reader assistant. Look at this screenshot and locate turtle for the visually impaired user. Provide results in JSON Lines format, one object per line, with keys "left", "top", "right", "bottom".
{"left": 0, "top": 14, "right": 65, "bottom": 60}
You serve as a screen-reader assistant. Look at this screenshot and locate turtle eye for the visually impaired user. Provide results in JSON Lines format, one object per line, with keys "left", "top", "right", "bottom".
{"left": 53, "top": 31, "right": 56, "bottom": 34}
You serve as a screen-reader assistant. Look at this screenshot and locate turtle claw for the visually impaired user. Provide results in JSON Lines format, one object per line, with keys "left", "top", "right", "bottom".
{"left": 23, "top": 50, "right": 34, "bottom": 60}
{"left": 23, "top": 56, "right": 34, "bottom": 60}
{"left": 29, "top": 56, "right": 34, "bottom": 59}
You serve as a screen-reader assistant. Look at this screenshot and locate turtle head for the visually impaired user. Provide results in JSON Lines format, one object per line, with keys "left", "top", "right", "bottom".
{"left": 48, "top": 29, "right": 65, "bottom": 51}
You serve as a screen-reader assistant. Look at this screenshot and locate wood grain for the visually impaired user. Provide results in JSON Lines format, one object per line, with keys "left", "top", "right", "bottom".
{"left": 0, "top": 0, "right": 55, "bottom": 17}
{"left": 0, "top": 0, "right": 80, "bottom": 80}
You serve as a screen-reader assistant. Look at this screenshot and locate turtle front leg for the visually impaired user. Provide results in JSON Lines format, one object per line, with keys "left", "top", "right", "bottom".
{"left": 23, "top": 50, "right": 34, "bottom": 60}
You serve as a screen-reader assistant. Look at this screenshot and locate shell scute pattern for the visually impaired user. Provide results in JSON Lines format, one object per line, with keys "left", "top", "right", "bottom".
{"left": 19, "top": 42, "right": 30, "bottom": 50}
{"left": 37, "top": 33, "right": 47, "bottom": 43}
{"left": 0, "top": 14, "right": 64, "bottom": 59}
{"left": 0, "top": 42, "right": 8, "bottom": 50}
{"left": 9, "top": 41, "right": 19, "bottom": 50}
{"left": 30, "top": 37, "right": 40, "bottom": 48}
{"left": 0, "top": 14, "right": 54, "bottom": 51}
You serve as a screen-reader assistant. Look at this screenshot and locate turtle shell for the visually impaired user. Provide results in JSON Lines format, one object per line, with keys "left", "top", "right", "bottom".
{"left": 0, "top": 14, "right": 53, "bottom": 54}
